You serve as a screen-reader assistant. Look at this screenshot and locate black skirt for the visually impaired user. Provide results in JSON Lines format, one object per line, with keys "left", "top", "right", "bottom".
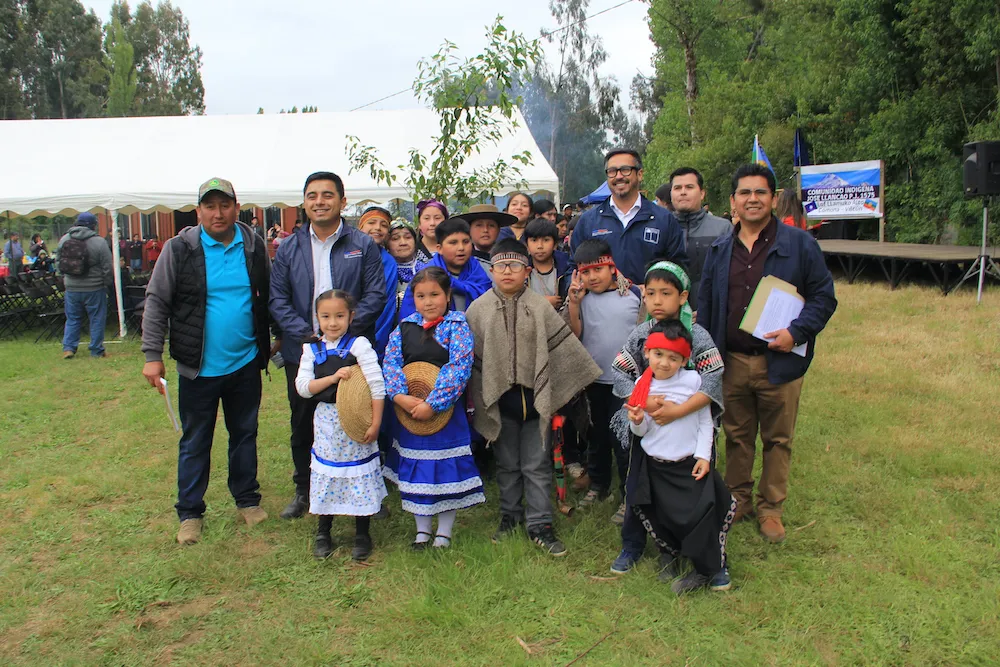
{"left": 635, "top": 454, "right": 735, "bottom": 576}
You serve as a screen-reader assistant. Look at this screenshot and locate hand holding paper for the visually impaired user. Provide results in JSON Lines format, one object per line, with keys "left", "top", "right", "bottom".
{"left": 160, "top": 378, "right": 180, "bottom": 432}
{"left": 740, "top": 276, "right": 808, "bottom": 357}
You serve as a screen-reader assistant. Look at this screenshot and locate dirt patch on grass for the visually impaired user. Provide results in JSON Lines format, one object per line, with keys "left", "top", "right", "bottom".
{"left": 134, "top": 597, "right": 218, "bottom": 666}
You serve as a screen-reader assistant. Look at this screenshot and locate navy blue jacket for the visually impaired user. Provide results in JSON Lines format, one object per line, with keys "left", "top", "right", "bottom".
{"left": 698, "top": 219, "right": 837, "bottom": 385}
{"left": 570, "top": 196, "right": 688, "bottom": 284}
{"left": 269, "top": 221, "right": 387, "bottom": 366}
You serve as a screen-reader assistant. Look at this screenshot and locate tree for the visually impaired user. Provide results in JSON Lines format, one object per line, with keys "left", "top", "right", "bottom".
{"left": 110, "top": 1, "right": 204, "bottom": 115}
{"left": 347, "top": 16, "right": 541, "bottom": 207}
{"left": 105, "top": 17, "right": 136, "bottom": 116}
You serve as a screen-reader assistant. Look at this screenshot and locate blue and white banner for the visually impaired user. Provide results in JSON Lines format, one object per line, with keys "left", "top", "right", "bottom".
{"left": 800, "top": 160, "right": 882, "bottom": 220}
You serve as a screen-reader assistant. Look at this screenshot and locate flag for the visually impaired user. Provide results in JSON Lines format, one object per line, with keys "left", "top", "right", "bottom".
{"left": 793, "top": 129, "right": 810, "bottom": 167}
{"left": 752, "top": 135, "right": 774, "bottom": 174}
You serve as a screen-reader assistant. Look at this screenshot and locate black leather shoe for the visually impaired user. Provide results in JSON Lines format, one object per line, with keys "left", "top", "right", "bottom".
{"left": 314, "top": 531, "right": 334, "bottom": 559}
{"left": 351, "top": 534, "right": 373, "bottom": 561}
{"left": 372, "top": 501, "right": 390, "bottom": 520}
{"left": 280, "top": 494, "right": 308, "bottom": 519}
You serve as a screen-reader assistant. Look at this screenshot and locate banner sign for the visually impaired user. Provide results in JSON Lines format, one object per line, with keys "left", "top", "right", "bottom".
{"left": 799, "top": 160, "right": 883, "bottom": 220}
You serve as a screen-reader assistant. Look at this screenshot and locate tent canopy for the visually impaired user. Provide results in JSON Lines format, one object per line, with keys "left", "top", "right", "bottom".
{"left": 579, "top": 181, "right": 610, "bottom": 205}
{"left": 0, "top": 108, "right": 558, "bottom": 216}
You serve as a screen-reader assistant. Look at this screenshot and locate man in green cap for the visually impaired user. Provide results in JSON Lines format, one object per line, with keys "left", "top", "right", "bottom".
{"left": 141, "top": 177, "right": 274, "bottom": 545}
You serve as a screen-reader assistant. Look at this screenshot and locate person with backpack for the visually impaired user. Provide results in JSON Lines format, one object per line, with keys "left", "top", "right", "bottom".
{"left": 58, "top": 212, "right": 113, "bottom": 359}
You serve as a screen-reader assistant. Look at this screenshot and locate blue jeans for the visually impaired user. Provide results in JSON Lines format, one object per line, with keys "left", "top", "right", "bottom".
{"left": 130, "top": 258, "right": 142, "bottom": 271}
{"left": 176, "top": 360, "right": 262, "bottom": 521}
{"left": 62, "top": 289, "right": 107, "bottom": 356}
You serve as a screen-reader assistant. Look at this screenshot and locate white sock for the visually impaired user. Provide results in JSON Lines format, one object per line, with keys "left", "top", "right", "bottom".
{"left": 434, "top": 510, "right": 457, "bottom": 546}
{"left": 414, "top": 514, "right": 433, "bottom": 542}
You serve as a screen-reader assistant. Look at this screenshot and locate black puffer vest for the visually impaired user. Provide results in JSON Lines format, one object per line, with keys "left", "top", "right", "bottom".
{"left": 168, "top": 223, "right": 270, "bottom": 372}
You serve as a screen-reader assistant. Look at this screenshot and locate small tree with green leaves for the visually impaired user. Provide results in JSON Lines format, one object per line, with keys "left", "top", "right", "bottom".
{"left": 347, "top": 16, "right": 541, "bottom": 207}
{"left": 105, "top": 17, "right": 136, "bottom": 117}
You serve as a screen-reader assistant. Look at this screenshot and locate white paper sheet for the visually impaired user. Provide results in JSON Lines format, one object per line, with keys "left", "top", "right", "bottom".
{"left": 160, "top": 378, "right": 181, "bottom": 431}
{"left": 752, "top": 288, "right": 808, "bottom": 357}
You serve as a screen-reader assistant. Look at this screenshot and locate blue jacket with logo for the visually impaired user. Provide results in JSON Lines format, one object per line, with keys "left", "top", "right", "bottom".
{"left": 697, "top": 219, "right": 837, "bottom": 385}
{"left": 569, "top": 196, "right": 688, "bottom": 284}
{"left": 269, "top": 221, "right": 387, "bottom": 366}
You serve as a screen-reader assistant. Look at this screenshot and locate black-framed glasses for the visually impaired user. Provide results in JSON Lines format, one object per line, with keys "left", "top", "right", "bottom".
{"left": 605, "top": 166, "right": 638, "bottom": 177}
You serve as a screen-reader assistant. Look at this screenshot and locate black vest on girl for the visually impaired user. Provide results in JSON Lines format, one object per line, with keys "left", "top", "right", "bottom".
{"left": 399, "top": 322, "right": 449, "bottom": 367}
{"left": 311, "top": 337, "right": 357, "bottom": 403}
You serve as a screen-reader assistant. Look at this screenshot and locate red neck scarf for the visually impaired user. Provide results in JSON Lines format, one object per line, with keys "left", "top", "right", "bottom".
{"left": 422, "top": 316, "right": 445, "bottom": 330}
{"left": 627, "top": 333, "right": 692, "bottom": 408}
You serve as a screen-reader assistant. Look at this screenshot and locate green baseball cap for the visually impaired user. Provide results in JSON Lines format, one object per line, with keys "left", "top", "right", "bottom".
{"left": 198, "top": 177, "right": 237, "bottom": 203}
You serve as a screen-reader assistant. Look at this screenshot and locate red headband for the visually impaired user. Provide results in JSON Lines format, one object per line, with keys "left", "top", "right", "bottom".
{"left": 577, "top": 255, "right": 616, "bottom": 272}
{"left": 628, "top": 334, "right": 692, "bottom": 408}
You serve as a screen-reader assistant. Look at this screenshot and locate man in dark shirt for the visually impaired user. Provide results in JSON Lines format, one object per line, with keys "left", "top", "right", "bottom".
{"left": 698, "top": 163, "right": 836, "bottom": 544}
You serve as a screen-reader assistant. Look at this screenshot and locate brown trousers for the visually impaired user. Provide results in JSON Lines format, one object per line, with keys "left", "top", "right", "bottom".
{"left": 721, "top": 352, "right": 803, "bottom": 518}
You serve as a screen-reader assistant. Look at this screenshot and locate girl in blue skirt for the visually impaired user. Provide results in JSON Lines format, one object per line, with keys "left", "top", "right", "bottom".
{"left": 383, "top": 266, "right": 485, "bottom": 549}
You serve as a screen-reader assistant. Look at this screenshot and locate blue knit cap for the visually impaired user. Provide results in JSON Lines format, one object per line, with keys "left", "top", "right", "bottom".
{"left": 76, "top": 212, "right": 98, "bottom": 228}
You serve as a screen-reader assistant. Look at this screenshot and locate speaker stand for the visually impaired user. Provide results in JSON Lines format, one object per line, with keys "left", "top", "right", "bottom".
{"left": 955, "top": 200, "right": 1000, "bottom": 303}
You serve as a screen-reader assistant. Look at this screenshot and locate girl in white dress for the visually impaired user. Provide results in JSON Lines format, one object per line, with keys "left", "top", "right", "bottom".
{"left": 295, "top": 289, "right": 386, "bottom": 561}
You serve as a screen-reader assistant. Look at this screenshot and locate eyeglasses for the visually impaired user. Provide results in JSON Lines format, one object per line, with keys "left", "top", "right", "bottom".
{"left": 735, "top": 188, "right": 772, "bottom": 198}
{"left": 492, "top": 261, "right": 526, "bottom": 274}
{"left": 605, "top": 166, "right": 638, "bottom": 177}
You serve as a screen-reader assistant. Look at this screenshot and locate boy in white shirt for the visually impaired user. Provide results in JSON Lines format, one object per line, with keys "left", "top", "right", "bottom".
{"left": 626, "top": 319, "right": 735, "bottom": 595}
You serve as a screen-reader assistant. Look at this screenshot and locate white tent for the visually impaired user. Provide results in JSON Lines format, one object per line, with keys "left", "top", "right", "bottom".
{"left": 0, "top": 108, "right": 558, "bottom": 216}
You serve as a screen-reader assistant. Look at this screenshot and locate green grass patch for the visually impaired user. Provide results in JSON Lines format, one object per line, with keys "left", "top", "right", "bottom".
{"left": 1, "top": 282, "right": 999, "bottom": 665}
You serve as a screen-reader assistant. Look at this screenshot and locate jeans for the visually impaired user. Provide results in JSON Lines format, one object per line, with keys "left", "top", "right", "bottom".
{"left": 175, "top": 360, "right": 262, "bottom": 520}
{"left": 62, "top": 289, "right": 107, "bottom": 356}
{"left": 284, "top": 363, "right": 316, "bottom": 496}
{"left": 130, "top": 258, "right": 142, "bottom": 271}
{"left": 494, "top": 416, "right": 552, "bottom": 528}
{"left": 585, "top": 383, "right": 629, "bottom": 497}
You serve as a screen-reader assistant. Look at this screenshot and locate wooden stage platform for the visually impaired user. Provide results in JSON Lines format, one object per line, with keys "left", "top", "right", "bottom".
{"left": 818, "top": 239, "right": 999, "bottom": 293}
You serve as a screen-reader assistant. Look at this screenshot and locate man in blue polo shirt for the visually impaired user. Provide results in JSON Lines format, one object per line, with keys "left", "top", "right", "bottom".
{"left": 141, "top": 178, "right": 273, "bottom": 546}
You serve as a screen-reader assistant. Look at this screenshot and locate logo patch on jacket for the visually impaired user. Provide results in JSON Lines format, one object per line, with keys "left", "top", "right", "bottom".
{"left": 592, "top": 228, "right": 613, "bottom": 237}
{"left": 343, "top": 249, "right": 363, "bottom": 259}
{"left": 642, "top": 227, "right": 660, "bottom": 244}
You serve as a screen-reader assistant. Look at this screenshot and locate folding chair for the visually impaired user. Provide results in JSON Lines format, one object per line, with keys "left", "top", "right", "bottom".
{"left": 124, "top": 285, "right": 146, "bottom": 339}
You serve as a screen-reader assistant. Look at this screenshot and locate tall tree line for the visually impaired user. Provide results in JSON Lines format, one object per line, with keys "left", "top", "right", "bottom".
{"left": 1, "top": 0, "right": 203, "bottom": 121}
{"left": 639, "top": 0, "right": 1000, "bottom": 243}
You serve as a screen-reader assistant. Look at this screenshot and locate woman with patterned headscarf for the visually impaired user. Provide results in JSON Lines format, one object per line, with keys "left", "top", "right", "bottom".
{"left": 387, "top": 219, "right": 420, "bottom": 311}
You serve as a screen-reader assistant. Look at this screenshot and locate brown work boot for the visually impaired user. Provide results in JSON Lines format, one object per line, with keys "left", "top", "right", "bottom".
{"left": 732, "top": 504, "right": 755, "bottom": 523}
{"left": 758, "top": 516, "right": 786, "bottom": 544}
{"left": 238, "top": 506, "right": 268, "bottom": 527}
{"left": 62, "top": 350, "right": 75, "bottom": 360}
{"left": 177, "top": 518, "right": 203, "bottom": 545}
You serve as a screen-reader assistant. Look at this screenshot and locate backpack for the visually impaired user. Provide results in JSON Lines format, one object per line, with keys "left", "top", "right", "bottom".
{"left": 59, "top": 237, "right": 90, "bottom": 276}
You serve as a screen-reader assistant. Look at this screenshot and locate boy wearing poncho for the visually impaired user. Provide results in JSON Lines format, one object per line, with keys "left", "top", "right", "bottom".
{"left": 625, "top": 319, "right": 734, "bottom": 595}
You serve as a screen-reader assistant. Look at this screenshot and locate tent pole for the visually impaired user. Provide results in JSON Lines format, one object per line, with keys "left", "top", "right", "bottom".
{"left": 109, "top": 208, "right": 126, "bottom": 337}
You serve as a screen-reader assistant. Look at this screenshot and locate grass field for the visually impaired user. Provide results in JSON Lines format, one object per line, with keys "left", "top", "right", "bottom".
{"left": 1, "top": 281, "right": 999, "bottom": 666}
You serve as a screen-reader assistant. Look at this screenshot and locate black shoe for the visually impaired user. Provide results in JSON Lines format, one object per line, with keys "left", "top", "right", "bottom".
{"left": 528, "top": 524, "right": 567, "bottom": 556}
{"left": 313, "top": 530, "right": 334, "bottom": 560}
{"left": 656, "top": 552, "right": 684, "bottom": 582}
{"left": 670, "top": 570, "right": 710, "bottom": 595}
{"left": 372, "top": 501, "right": 390, "bottom": 520}
{"left": 352, "top": 534, "right": 373, "bottom": 561}
{"left": 491, "top": 514, "right": 521, "bottom": 543}
{"left": 411, "top": 531, "right": 433, "bottom": 551}
{"left": 280, "top": 493, "right": 308, "bottom": 519}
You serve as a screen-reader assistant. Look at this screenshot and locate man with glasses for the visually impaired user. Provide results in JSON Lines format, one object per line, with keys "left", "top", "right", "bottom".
{"left": 570, "top": 148, "right": 687, "bottom": 285}
{"left": 698, "top": 163, "right": 837, "bottom": 544}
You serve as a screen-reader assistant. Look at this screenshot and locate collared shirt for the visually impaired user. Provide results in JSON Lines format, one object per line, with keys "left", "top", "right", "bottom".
{"left": 199, "top": 225, "right": 256, "bottom": 377}
{"left": 726, "top": 217, "right": 778, "bottom": 354}
{"left": 610, "top": 194, "right": 642, "bottom": 228}
{"left": 310, "top": 222, "right": 342, "bottom": 333}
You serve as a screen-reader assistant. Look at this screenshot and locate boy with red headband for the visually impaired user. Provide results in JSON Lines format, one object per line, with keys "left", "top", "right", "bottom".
{"left": 625, "top": 319, "right": 734, "bottom": 595}
{"left": 567, "top": 239, "right": 644, "bottom": 518}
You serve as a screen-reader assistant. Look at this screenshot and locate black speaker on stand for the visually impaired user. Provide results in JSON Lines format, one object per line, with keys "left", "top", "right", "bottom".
{"left": 958, "top": 141, "right": 1000, "bottom": 303}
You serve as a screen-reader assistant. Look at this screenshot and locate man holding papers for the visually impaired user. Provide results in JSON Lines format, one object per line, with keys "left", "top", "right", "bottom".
{"left": 698, "top": 164, "right": 837, "bottom": 543}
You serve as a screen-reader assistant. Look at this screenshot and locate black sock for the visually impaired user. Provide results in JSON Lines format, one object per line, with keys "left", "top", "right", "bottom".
{"left": 317, "top": 515, "right": 333, "bottom": 533}
{"left": 355, "top": 516, "right": 371, "bottom": 537}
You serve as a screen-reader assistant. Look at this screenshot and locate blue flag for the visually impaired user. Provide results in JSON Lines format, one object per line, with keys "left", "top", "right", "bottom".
{"left": 793, "top": 129, "right": 810, "bottom": 167}
{"left": 752, "top": 135, "right": 774, "bottom": 174}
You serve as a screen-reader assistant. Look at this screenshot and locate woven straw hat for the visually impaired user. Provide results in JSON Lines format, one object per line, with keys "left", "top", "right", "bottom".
{"left": 394, "top": 361, "right": 453, "bottom": 436}
{"left": 336, "top": 365, "right": 374, "bottom": 442}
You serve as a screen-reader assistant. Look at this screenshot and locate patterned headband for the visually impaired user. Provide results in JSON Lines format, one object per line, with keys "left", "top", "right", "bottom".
{"left": 578, "top": 255, "right": 616, "bottom": 271}
{"left": 359, "top": 208, "right": 391, "bottom": 226}
{"left": 490, "top": 252, "right": 529, "bottom": 266}
{"left": 646, "top": 260, "right": 690, "bottom": 291}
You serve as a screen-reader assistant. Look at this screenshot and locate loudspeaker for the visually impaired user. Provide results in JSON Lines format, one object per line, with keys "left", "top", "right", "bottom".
{"left": 964, "top": 141, "right": 1000, "bottom": 198}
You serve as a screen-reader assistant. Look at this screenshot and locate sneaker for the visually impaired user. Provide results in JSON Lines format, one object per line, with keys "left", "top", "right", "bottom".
{"left": 352, "top": 534, "right": 373, "bottom": 561}
{"left": 62, "top": 350, "right": 75, "bottom": 360}
{"left": 610, "top": 502, "right": 627, "bottom": 525}
{"left": 656, "top": 553, "right": 684, "bottom": 582}
{"left": 528, "top": 524, "right": 567, "bottom": 557}
{"left": 709, "top": 567, "right": 731, "bottom": 591}
{"left": 238, "top": 506, "right": 268, "bottom": 527}
{"left": 491, "top": 514, "right": 521, "bottom": 543}
{"left": 176, "top": 518, "right": 203, "bottom": 545}
{"left": 577, "top": 488, "right": 607, "bottom": 509}
{"left": 91, "top": 351, "right": 108, "bottom": 358}
{"left": 670, "top": 570, "right": 710, "bottom": 595}
{"left": 279, "top": 494, "right": 308, "bottom": 520}
{"left": 610, "top": 549, "right": 642, "bottom": 574}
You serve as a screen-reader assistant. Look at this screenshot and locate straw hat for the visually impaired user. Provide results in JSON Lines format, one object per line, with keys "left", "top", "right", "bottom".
{"left": 336, "top": 365, "right": 374, "bottom": 442}
{"left": 394, "top": 361, "right": 453, "bottom": 436}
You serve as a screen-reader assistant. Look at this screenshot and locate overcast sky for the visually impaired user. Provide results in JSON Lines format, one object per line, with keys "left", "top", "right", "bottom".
{"left": 82, "top": 0, "right": 655, "bottom": 115}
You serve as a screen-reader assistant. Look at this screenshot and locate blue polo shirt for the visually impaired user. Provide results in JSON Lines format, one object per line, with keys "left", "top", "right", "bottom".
{"left": 199, "top": 226, "right": 256, "bottom": 377}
